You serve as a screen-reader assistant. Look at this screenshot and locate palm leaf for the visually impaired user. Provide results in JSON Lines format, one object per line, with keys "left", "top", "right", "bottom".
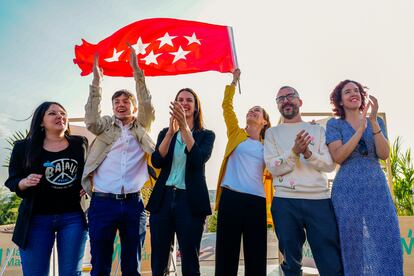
{"left": 2, "top": 129, "right": 28, "bottom": 168}
{"left": 390, "top": 137, "right": 414, "bottom": 215}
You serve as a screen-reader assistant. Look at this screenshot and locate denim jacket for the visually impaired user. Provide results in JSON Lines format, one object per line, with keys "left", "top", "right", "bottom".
{"left": 81, "top": 72, "right": 156, "bottom": 196}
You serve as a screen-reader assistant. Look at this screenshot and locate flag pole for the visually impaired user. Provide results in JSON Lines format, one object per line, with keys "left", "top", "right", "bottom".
{"left": 228, "top": 26, "right": 242, "bottom": 94}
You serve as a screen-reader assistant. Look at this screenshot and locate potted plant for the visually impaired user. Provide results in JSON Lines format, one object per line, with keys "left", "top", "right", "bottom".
{"left": 389, "top": 137, "right": 414, "bottom": 275}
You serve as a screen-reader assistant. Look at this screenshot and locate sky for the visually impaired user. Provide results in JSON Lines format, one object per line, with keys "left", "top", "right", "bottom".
{"left": 1, "top": 0, "right": 414, "bottom": 189}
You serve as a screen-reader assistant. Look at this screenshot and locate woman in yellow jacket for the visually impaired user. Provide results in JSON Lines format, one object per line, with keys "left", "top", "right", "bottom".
{"left": 215, "top": 69, "right": 273, "bottom": 276}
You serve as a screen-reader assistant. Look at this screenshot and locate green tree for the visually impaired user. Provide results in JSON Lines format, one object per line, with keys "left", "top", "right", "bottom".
{"left": 389, "top": 137, "right": 414, "bottom": 216}
{"left": 0, "top": 187, "right": 21, "bottom": 225}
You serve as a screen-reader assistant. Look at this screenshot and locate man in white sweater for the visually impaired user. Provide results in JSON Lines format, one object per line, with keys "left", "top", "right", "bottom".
{"left": 264, "top": 86, "right": 343, "bottom": 276}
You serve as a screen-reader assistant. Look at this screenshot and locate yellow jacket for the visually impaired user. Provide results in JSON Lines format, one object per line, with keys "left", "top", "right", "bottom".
{"left": 215, "top": 85, "right": 274, "bottom": 225}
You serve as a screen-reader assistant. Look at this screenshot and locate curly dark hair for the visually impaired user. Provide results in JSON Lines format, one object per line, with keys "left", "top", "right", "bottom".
{"left": 329, "top": 80, "right": 367, "bottom": 119}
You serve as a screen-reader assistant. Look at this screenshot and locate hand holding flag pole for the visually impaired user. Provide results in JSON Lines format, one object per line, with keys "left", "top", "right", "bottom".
{"left": 232, "top": 68, "right": 241, "bottom": 91}
{"left": 228, "top": 26, "right": 241, "bottom": 94}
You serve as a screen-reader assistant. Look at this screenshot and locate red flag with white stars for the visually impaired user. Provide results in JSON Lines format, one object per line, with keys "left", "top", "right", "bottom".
{"left": 73, "top": 18, "right": 237, "bottom": 77}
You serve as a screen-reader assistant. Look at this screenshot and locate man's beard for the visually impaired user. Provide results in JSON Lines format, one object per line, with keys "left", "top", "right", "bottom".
{"left": 280, "top": 103, "right": 299, "bottom": 120}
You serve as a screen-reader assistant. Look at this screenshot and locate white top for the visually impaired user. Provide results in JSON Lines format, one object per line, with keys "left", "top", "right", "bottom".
{"left": 221, "top": 138, "right": 266, "bottom": 198}
{"left": 93, "top": 119, "right": 149, "bottom": 194}
{"left": 264, "top": 122, "right": 335, "bottom": 199}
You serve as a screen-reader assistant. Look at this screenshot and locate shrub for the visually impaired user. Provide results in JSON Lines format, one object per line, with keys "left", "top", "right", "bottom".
{"left": 389, "top": 137, "right": 414, "bottom": 216}
{"left": 0, "top": 187, "right": 21, "bottom": 225}
{"left": 207, "top": 211, "right": 218, "bottom": 232}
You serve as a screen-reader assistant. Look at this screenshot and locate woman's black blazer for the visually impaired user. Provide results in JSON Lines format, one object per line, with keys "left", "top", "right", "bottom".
{"left": 146, "top": 127, "right": 215, "bottom": 217}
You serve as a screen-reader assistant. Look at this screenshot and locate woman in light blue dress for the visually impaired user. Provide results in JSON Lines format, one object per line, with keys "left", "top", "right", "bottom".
{"left": 325, "top": 80, "right": 403, "bottom": 276}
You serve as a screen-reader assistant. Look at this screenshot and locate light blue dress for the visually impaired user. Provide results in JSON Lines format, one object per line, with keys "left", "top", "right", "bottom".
{"left": 326, "top": 117, "right": 403, "bottom": 276}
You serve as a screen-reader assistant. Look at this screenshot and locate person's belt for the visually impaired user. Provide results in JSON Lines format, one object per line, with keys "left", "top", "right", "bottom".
{"left": 92, "top": 191, "right": 140, "bottom": 200}
{"left": 165, "top": 185, "right": 185, "bottom": 192}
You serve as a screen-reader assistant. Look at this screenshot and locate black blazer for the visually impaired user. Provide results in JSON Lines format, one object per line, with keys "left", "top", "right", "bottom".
{"left": 146, "top": 127, "right": 215, "bottom": 217}
{"left": 4, "top": 135, "right": 87, "bottom": 249}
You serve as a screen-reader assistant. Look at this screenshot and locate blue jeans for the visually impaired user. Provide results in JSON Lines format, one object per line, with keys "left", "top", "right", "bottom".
{"left": 19, "top": 211, "right": 87, "bottom": 276}
{"left": 88, "top": 196, "right": 146, "bottom": 276}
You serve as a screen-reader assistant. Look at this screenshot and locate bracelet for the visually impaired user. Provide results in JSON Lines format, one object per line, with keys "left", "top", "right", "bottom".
{"left": 373, "top": 129, "right": 382, "bottom": 135}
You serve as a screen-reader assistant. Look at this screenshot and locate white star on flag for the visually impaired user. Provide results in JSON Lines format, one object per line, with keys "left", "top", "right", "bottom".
{"left": 170, "top": 46, "right": 191, "bottom": 63}
{"left": 157, "top": 32, "right": 177, "bottom": 48}
{"left": 184, "top": 33, "right": 201, "bottom": 45}
{"left": 104, "top": 48, "right": 124, "bottom": 62}
{"left": 141, "top": 51, "right": 162, "bottom": 65}
{"left": 131, "top": 37, "right": 150, "bottom": 55}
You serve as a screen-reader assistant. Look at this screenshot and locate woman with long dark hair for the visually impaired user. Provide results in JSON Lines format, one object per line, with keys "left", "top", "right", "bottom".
{"left": 146, "top": 88, "right": 215, "bottom": 276}
{"left": 214, "top": 69, "right": 272, "bottom": 276}
{"left": 326, "top": 80, "right": 403, "bottom": 275}
{"left": 5, "top": 102, "right": 88, "bottom": 276}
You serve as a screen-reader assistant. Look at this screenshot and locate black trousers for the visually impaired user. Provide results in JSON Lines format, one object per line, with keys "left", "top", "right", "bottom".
{"left": 150, "top": 187, "right": 205, "bottom": 276}
{"left": 215, "top": 188, "right": 267, "bottom": 276}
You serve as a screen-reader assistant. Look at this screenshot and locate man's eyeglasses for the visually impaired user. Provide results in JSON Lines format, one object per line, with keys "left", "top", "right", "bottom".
{"left": 357, "top": 139, "right": 368, "bottom": 156}
{"left": 276, "top": 93, "right": 298, "bottom": 104}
